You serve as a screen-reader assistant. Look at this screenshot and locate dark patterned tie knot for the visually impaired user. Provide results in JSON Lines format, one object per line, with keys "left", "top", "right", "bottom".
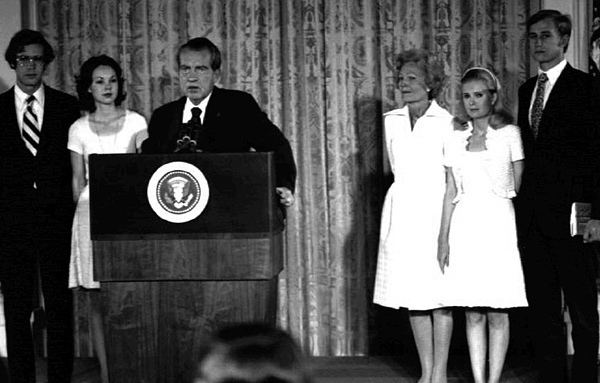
{"left": 530, "top": 73, "right": 548, "bottom": 139}
{"left": 26, "top": 95, "right": 36, "bottom": 104}
{"left": 190, "top": 107, "right": 202, "bottom": 125}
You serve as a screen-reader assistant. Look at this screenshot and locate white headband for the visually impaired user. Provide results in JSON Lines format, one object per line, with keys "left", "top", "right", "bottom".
{"left": 462, "top": 66, "right": 502, "bottom": 91}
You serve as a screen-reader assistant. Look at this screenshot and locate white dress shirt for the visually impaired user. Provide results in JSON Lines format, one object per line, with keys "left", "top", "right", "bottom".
{"left": 528, "top": 59, "right": 567, "bottom": 125}
{"left": 182, "top": 92, "right": 212, "bottom": 124}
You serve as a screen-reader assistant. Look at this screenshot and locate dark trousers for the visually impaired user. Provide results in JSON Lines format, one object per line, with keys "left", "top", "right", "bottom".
{"left": 1, "top": 238, "right": 73, "bottom": 383}
{"left": 521, "top": 226, "right": 598, "bottom": 383}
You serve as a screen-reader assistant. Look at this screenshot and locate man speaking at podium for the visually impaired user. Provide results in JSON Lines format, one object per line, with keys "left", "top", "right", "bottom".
{"left": 142, "top": 37, "right": 296, "bottom": 207}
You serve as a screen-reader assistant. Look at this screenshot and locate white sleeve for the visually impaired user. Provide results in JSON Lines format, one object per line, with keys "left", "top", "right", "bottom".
{"left": 443, "top": 122, "right": 456, "bottom": 167}
{"left": 67, "top": 118, "right": 84, "bottom": 154}
{"left": 507, "top": 124, "right": 524, "bottom": 162}
{"left": 126, "top": 111, "right": 149, "bottom": 150}
{"left": 383, "top": 115, "right": 396, "bottom": 173}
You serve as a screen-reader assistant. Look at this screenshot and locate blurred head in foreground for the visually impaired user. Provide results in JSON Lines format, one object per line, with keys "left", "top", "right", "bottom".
{"left": 193, "top": 323, "right": 312, "bottom": 383}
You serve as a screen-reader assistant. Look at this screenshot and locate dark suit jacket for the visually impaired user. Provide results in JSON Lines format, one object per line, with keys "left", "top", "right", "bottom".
{"left": 142, "top": 86, "right": 297, "bottom": 192}
{"left": 516, "top": 64, "right": 600, "bottom": 238}
{"left": 0, "top": 85, "right": 79, "bottom": 244}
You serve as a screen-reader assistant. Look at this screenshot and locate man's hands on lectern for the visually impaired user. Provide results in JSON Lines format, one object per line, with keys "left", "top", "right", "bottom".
{"left": 276, "top": 187, "right": 295, "bottom": 207}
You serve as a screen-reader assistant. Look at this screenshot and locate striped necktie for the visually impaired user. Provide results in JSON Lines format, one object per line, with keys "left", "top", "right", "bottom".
{"left": 22, "top": 95, "right": 40, "bottom": 155}
{"left": 530, "top": 73, "right": 548, "bottom": 139}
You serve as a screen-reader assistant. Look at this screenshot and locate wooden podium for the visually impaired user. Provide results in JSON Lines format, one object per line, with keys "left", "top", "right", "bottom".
{"left": 89, "top": 152, "right": 284, "bottom": 382}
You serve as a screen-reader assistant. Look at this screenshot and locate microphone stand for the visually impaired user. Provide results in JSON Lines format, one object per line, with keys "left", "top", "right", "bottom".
{"left": 175, "top": 119, "right": 204, "bottom": 153}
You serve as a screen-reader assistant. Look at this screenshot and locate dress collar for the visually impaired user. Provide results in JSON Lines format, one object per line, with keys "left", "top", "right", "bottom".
{"left": 384, "top": 100, "right": 449, "bottom": 118}
{"left": 456, "top": 121, "right": 499, "bottom": 138}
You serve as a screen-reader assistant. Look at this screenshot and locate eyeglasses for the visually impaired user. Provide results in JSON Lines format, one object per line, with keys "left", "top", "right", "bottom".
{"left": 15, "top": 55, "right": 45, "bottom": 66}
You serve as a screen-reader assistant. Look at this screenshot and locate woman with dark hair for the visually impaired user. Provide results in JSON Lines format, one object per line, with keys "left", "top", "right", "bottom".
{"left": 67, "top": 54, "right": 147, "bottom": 383}
{"left": 373, "top": 49, "right": 454, "bottom": 383}
{"left": 438, "top": 67, "right": 527, "bottom": 383}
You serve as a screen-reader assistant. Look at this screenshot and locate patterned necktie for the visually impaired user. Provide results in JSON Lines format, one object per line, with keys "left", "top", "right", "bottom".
{"left": 530, "top": 73, "right": 548, "bottom": 138}
{"left": 190, "top": 107, "right": 202, "bottom": 125}
{"left": 22, "top": 95, "right": 40, "bottom": 155}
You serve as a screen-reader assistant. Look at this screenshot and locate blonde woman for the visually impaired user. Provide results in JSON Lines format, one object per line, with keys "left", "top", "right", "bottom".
{"left": 373, "top": 49, "right": 454, "bottom": 383}
{"left": 438, "top": 67, "right": 527, "bottom": 383}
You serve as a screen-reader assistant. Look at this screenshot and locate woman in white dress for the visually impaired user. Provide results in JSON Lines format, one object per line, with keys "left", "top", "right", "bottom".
{"left": 68, "top": 55, "right": 148, "bottom": 383}
{"left": 373, "top": 50, "right": 454, "bottom": 383}
{"left": 438, "top": 67, "right": 528, "bottom": 383}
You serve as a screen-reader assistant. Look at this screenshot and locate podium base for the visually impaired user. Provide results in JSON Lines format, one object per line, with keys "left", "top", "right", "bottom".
{"left": 101, "top": 278, "right": 278, "bottom": 383}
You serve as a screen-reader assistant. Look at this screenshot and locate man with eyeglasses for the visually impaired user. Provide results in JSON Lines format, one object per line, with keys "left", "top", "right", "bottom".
{"left": 0, "top": 29, "right": 79, "bottom": 383}
{"left": 142, "top": 37, "right": 296, "bottom": 208}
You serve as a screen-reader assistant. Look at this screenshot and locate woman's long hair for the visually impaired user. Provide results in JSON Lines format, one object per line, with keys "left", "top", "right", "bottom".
{"left": 75, "top": 55, "right": 126, "bottom": 112}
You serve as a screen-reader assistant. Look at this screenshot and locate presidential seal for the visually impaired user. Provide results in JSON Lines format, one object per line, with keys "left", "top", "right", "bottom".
{"left": 147, "top": 161, "right": 209, "bottom": 223}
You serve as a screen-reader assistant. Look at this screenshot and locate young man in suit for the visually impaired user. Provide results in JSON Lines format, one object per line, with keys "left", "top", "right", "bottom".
{"left": 142, "top": 37, "right": 296, "bottom": 205}
{"left": 0, "top": 29, "right": 80, "bottom": 383}
{"left": 516, "top": 10, "right": 600, "bottom": 383}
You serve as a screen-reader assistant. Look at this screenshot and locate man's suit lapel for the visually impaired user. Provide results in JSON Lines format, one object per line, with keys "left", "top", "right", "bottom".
{"left": 519, "top": 78, "right": 536, "bottom": 144}
{"left": 521, "top": 79, "right": 536, "bottom": 122}
{"left": 522, "top": 64, "right": 574, "bottom": 141}
{"left": 167, "top": 97, "right": 187, "bottom": 148}
{"left": 203, "top": 86, "right": 222, "bottom": 129}
{"left": 2, "top": 87, "right": 32, "bottom": 156}
{"left": 540, "top": 64, "right": 573, "bottom": 127}
{"left": 171, "top": 97, "right": 186, "bottom": 126}
{"left": 38, "top": 86, "right": 57, "bottom": 153}
{"left": 3, "top": 88, "right": 20, "bottom": 139}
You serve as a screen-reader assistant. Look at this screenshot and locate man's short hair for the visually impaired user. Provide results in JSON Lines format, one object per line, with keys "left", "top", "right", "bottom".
{"left": 4, "top": 29, "right": 55, "bottom": 69}
{"left": 527, "top": 10, "right": 572, "bottom": 52}
{"left": 177, "top": 37, "right": 221, "bottom": 70}
{"left": 194, "top": 323, "right": 312, "bottom": 383}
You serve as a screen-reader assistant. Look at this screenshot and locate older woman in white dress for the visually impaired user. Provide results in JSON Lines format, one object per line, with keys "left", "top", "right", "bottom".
{"left": 68, "top": 55, "right": 147, "bottom": 383}
{"left": 438, "top": 67, "right": 527, "bottom": 383}
{"left": 373, "top": 49, "right": 454, "bottom": 383}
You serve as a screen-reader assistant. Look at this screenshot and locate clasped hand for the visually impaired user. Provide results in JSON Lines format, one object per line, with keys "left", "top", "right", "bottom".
{"left": 175, "top": 135, "right": 198, "bottom": 153}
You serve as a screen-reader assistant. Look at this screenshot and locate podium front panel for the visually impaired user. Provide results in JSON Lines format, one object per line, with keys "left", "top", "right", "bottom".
{"left": 89, "top": 152, "right": 283, "bottom": 239}
{"left": 88, "top": 153, "right": 284, "bottom": 382}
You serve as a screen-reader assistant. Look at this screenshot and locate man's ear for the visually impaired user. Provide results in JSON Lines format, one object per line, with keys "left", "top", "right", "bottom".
{"left": 559, "top": 34, "right": 570, "bottom": 50}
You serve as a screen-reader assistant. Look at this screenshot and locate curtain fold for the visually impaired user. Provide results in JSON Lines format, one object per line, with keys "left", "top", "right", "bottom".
{"left": 36, "top": 0, "right": 529, "bottom": 356}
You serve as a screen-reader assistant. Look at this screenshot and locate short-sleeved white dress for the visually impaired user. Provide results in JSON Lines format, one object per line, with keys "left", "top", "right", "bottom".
{"left": 373, "top": 101, "right": 454, "bottom": 310}
{"left": 68, "top": 110, "right": 148, "bottom": 289}
{"left": 443, "top": 124, "right": 528, "bottom": 308}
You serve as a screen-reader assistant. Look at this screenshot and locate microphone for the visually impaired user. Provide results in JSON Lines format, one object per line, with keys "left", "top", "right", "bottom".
{"left": 175, "top": 107, "right": 203, "bottom": 153}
